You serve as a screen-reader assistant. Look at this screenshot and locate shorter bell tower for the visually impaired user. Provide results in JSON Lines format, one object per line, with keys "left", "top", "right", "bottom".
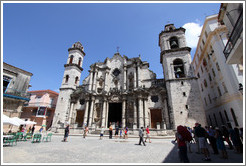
{"left": 159, "top": 24, "right": 207, "bottom": 129}
{"left": 52, "top": 42, "right": 85, "bottom": 129}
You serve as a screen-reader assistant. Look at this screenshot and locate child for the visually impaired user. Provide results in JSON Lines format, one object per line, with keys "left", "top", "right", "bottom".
{"left": 100, "top": 127, "right": 104, "bottom": 140}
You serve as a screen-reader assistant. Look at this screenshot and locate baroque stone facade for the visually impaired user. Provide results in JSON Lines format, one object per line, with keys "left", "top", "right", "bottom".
{"left": 52, "top": 24, "right": 207, "bottom": 133}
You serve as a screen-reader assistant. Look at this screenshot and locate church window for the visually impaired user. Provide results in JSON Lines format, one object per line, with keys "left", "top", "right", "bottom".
{"left": 69, "top": 55, "right": 74, "bottom": 64}
{"left": 219, "top": 111, "right": 225, "bottom": 124}
{"left": 216, "top": 62, "right": 221, "bottom": 71}
{"left": 212, "top": 68, "right": 216, "bottom": 77}
{"left": 78, "top": 57, "right": 81, "bottom": 66}
{"left": 202, "top": 39, "right": 205, "bottom": 46}
{"left": 208, "top": 73, "right": 212, "bottom": 82}
{"left": 79, "top": 99, "right": 85, "bottom": 105}
{"left": 213, "top": 113, "right": 218, "bottom": 126}
{"left": 209, "top": 115, "right": 212, "bottom": 126}
{"left": 185, "top": 105, "right": 189, "bottom": 109}
{"left": 75, "top": 76, "right": 79, "bottom": 84}
{"left": 217, "top": 86, "right": 222, "bottom": 96}
{"left": 173, "top": 59, "right": 185, "bottom": 78}
{"left": 224, "top": 110, "right": 229, "bottom": 122}
{"left": 65, "top": 75, "right": 69, "bottom": 83}
{"left": 183, "top": 92, "right": 186, "bottom": 97}
{"left": 204, "top": 79, "right": 207, "bottom": 88}
{"left": 230, "top": 108, "right": 239, "bottom": 126}
{"left": 151, "top": 96, "right": 159, "bottom": 103}
{"left": 113, "top": 68, "right": 121, "bottom": 77}
{"left": 169, "top": 36, "right": 179, "bottom": 49}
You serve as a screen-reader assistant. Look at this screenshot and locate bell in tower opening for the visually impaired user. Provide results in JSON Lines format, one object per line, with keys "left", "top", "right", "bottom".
{"left": 170, "top": 37, "right": 179, "bottom": 49}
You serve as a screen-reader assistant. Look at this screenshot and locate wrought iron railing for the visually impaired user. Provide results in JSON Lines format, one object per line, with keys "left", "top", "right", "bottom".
{"left": 223, "top": 10, "right": 243, "bottom": 59}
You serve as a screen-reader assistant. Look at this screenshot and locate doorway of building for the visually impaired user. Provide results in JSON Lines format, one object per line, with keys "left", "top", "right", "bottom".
{"left": 150, "top": 109, "right": 162, "bottom": 128}
{"left": 76, "top": 110, "right": 84, "bottom": 127}
{"left": 108, "top": 103, "right": 122, "bottom": 127}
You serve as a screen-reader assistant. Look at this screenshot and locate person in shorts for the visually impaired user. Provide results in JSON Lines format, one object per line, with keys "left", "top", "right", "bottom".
{"left": 195, "top": 123, "right": 211, "bottom": 161}
{"left": 145, "top": 126, "right": 151, "bottom": 143}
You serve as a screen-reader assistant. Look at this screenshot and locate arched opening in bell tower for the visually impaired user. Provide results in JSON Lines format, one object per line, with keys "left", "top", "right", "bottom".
{"left": 173, "top": 59, "right": 185, "bottom": 78}
{"left": 169, "top": 36, "right": 179, "bottom": 49}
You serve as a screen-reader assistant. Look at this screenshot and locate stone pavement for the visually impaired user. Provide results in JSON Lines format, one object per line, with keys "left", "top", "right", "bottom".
{"left": 2, "top": 134, "right": 244, "bottom": 164}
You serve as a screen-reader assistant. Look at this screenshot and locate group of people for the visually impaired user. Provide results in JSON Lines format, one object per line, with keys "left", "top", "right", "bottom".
{"left": 174, "top": 122, "right": 243, "bottom": 163}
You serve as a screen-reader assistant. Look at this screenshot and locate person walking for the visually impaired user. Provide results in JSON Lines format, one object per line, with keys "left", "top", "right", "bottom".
{"left": 31, "top": 124, "right": 35, "bottom": 135}
{"left": 115, "top": 122, "right": 119, "bottom": 139}
{"left": 63, "top": 124, "right": 70, "bottom": 142}
{"left": 176, "top": 125, "right": 190, "bottom": 163}
{"left": 138, "top": 127, "right": 146, "bottom": 146}
{"left": 109, "top": 123, "right": 113, "bottom": 139}
{"left": 145, "top": 125, "right": 151, "bottom": 143}
{"left": 221, "top": 125, "right": 233, "bottom": 150}
{"left": 83, "top": 126, "right": 89, "bottom": 138}
{"left": 193, "top": 124, "right": 200, "bottom": 154}
{"left": 207, "top": 126, "right": 219, "bottom": 154}
{"left": 194, "top": 123, "right": 211, "bottom": 161}
{"left": 215, "top": 127, "right": 228, "bottom": 159}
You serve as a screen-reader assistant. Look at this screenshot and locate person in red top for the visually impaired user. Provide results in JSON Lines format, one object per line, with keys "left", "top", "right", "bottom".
{"left": 145, "top": 126, "right": 151, "bottom": 143}
{"left": 176, "top": 125, "right": 190, "bottom": 163}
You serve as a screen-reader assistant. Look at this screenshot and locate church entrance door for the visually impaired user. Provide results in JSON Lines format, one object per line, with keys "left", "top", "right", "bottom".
{"left": 108, "top": 103, "right": 122, "bottom": 128}
{"left": 150, "top": 109, "right": 162, "bottom": 129}
{"left": 76, "top": 110, "right": 84, "bottom": 127}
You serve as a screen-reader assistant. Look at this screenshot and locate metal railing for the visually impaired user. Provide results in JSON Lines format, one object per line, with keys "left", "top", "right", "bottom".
{"left": 3, "top": 87, "right": 31, "bottom": 99}
{"left": 223, "top": 10, "right": 243, "bottom": 59}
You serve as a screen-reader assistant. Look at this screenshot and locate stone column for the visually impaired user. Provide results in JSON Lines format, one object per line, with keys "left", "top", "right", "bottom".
{"left": 123, "top": 66, "right": 127, "bottom": 91}
{"left": 133, "top": 100, "right": 137, "bottom": 128}
{"left": 68, "top": 103, "right": 74, "bottom": 124}
{"left": 122, "top": 99, "right": 126, "bottom": 128}
{"left": 101, "top": 98, "right": 107, "bottom": 127}
{"left": 137, "top": 64, "right": 141, "bottom": 88}
{"left": 138, "top": 98, "right": 144, "bottom": 127}
{"left": 83, "top": 100, "right": 89, "bottom": 127}
{"left": 88, "top": 97, "right": 95, "bottom": 127}
{"left": 144, "top": 98, "right": 149, "bottom": 127}
{"left": 134, "top": 65, "right": 137, "bottom": 89}
{"left": 88, "top": 70, "right": 93, "bottom": 91}
{"left": 163, "top": 98, "right": 168, "bottom": 129}
{"left": 104, "top": 70, "right": 109, "bottom": 91}
{"left": 93, "top": 68, "right": 98, "bottom": 92}
{"left": 105, "top": 101, "right": 109, "bottom": 128}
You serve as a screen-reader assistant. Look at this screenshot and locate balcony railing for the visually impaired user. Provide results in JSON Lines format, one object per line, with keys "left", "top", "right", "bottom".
{"left": 151, "top": 79, "right": 165, "bottom": 86}
{"left": 3, "top": 87, "right": 31, "bottom": 101}
{"left": 27, "top": 102, "right": 56, "bottom": 108}
{"left": 223, "top": 10, "right": 243, "bottom": 60}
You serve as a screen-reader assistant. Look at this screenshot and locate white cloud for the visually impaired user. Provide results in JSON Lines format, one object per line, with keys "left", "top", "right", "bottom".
{"left": 182, "top": 22, "right": 203, "bottom": 48}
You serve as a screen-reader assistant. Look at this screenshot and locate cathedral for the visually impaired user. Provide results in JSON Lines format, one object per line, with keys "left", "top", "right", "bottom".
{"left": 51, "top": 24, "right": 207, "bottom": 134}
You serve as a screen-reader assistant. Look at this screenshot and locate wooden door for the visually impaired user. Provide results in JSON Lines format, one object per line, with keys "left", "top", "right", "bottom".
{"left": 150, "top": 109, "right": 162, "bottom": 128}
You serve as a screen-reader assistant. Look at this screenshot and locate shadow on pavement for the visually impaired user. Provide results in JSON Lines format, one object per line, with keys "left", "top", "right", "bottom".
{"left": 162, "top": 142, "right": 244, "bottom": 163}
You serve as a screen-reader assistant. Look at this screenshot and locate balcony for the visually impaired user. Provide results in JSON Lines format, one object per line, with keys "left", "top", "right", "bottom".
{"left": 3, "top": 87, "right": 31, "bottom": 101}
{"left": 151, "top": 79, "right": 165, "bottom": 87}
{"left": 223, "top": 10, "right": 243, "bottom": 60}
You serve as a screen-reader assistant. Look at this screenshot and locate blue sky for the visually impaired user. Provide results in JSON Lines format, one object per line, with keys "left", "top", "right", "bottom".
{"left": 3, "top": 2, "right": 221, "bottom": 92}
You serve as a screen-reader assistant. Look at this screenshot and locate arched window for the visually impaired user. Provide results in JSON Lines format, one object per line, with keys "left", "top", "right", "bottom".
{"left": 69, "top": 55, "right": 74, "bottom": 64}
{"left": 75, "top": 76, "right": 79, "bottom": 84}
{"left": 65, "top": 75, "right": 69, "bottom": 83}
{"left": 173, "top": 59, "right": 185, "bottom": 78}
{"left": 78, "top": 57, "right": 82, "bottom": 67}
{"left": 169, "top": 36, "right": 179, "bottom": 49}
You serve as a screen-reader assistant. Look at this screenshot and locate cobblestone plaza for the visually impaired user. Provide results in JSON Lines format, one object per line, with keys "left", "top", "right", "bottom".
{"left": 2, "top": 135, "right": 243, "bottom": 164}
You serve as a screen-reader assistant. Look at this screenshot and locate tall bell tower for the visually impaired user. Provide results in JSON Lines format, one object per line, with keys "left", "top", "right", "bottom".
{"left": 159, "top": 24, "right": 207, "bottom": 129}
{"left": 52, "top": 42, "right": 85, "bottom": 129}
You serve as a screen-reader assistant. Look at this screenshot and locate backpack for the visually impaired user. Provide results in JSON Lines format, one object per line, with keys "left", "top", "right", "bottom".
{"left": 177, "top": 125, "right": 192, "bottom": 142}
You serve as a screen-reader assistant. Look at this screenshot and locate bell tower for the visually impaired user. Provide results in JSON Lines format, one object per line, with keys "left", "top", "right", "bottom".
{"left": 52, "top": 42, "right": 85, "bottom": 129}
{"left": 159, "top": 24, "right": 207, "bottom": 129}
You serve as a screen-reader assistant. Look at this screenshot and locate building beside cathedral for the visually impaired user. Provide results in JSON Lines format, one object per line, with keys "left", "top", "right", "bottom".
{"left": 51, "top": 24, "right": 207, "bottom": 134}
